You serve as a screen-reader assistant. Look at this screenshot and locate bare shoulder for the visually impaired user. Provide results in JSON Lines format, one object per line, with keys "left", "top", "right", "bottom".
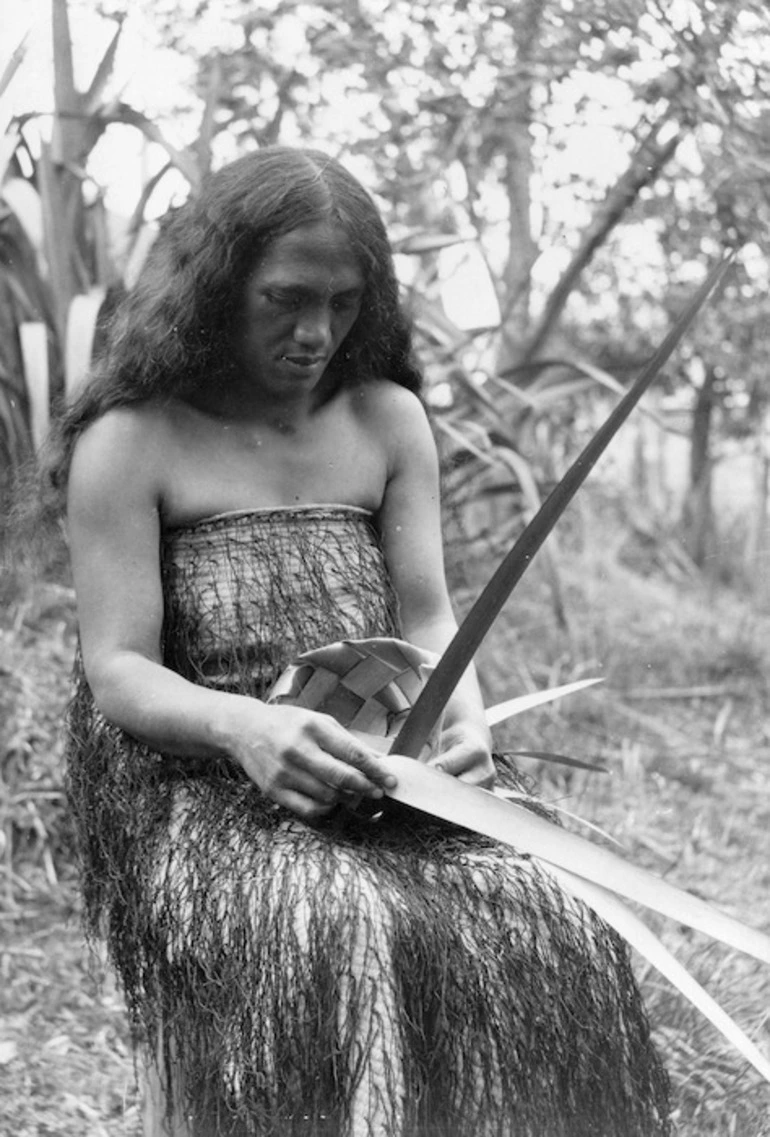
{"left": 353, "top": 378, "right": 425, "bottom": 422}
{"left": 68, "top": 402, "right": 173, "bottom": 514}
{"left": 73, "top": 401, "right": 173, "bottom": 450}
{"left": 351, "top": 380, "right": 434, "bottom": 457}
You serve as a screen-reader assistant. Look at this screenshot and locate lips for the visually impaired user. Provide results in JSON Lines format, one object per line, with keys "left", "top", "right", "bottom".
{"left": 281, "top": 355, "right": 326, "bottom": 367}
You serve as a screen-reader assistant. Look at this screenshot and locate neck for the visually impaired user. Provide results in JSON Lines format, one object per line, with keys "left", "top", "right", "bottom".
{"left": 186, "top": 367, "right": 340, "bottom": 428}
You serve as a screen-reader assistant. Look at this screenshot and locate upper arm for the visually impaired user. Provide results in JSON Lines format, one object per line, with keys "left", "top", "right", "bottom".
{"left": 67, "top": 408, "right": 167, "bottom": 692}
{"left": 371, "top": 386, "right": 454, "bottom": 637}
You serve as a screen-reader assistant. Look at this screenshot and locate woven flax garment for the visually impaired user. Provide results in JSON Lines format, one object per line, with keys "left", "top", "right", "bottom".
{"left": 65, "top": 505, "right": 670, "bottom": 1137}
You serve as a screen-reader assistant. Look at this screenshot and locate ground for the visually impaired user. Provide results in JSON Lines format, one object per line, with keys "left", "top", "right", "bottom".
{"left": 2, "top": 529, "right": 770, "bottom": 1136}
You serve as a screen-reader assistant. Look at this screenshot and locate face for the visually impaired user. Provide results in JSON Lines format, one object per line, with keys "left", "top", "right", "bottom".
{"left": 231, "top": 220, "right": 365, "bottom": 406}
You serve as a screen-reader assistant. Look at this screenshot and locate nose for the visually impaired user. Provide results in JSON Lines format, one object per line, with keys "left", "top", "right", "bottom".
{"left": 294, "top": 304, "right": 332, "bottom": 351}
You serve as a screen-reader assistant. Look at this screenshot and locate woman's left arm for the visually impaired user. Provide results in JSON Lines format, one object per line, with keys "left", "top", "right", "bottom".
{"left": 373, "top": 385, "right": 494, "bottom": 787}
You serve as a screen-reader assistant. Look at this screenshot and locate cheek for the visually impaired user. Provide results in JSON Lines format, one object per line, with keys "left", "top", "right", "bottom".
{"left": 335, "top": 309, "right": 361, "bottom": 344}
{"left": 237, "top": 303, "right": 290, "bottom": 345}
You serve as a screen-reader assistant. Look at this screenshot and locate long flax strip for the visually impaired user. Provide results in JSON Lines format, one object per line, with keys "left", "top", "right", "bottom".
{"left": 484, "top": 677, "right": 604, "bottom": 725}
{"left": 271, "top": 635, "right": 770, "bottom": 1084}
{"left": 392, "top": 252, "right": 736, "bottom": 760}
{"left": 379, "top": 753, "right": 770, "bottom": 1083}
{"left": 380, "top": 755, "right": 770, "bottom": 966}
{"left": 377, "top": 251, "right": 770, "bottom": 1082}
{"left": 546, "top": 866, "right": 770, "bottom": 1084}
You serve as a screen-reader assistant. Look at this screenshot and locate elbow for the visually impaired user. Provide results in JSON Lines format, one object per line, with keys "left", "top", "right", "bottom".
{"left": 81, "top": 647, "right": 156, "bottom": 727}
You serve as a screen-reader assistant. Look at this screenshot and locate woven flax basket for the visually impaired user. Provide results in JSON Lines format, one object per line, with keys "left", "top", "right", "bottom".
{"left": 266, "top": 636, "right": 441, "bottom": 756}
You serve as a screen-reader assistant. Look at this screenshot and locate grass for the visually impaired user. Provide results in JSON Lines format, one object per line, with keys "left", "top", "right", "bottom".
{"left": 0, "top": 580, "right": 143, "bottom": 1136}
{"left": 469, "top": 497, "right": 770, "bottom": 1136}
{"left": 2, "top": 495, "right": 770, "bottom": 1135}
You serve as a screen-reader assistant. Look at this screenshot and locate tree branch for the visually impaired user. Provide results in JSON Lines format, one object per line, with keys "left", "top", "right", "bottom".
{"left": 520, "top": 120, "right": 682, "bottom": 365}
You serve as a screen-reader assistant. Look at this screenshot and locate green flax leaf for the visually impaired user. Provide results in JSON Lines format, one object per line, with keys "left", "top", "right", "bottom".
{"left": 548, "top": 865, "right": 770, "bottom": 1084}
{"left": 380, "top": 753, "right": 770, "bottom": 967}
{"left": 485, "top": 678, "right": 603, "bottom": 726}
{"left": 391, "top": 253, "right": 736, "bottom": 759}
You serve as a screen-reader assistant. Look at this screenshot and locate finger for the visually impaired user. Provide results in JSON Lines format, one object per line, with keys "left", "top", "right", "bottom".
{"left": 280, "top": 788, "right": 337, "bottom": 822}
{"left": 291, "top": 767, "right": 377, "bottom": 808}
{"left": 254, "top": 757, "right": 339, "bottom": 806}
{"left": 312, "top": 720, "right": 397, "bottom": 791}
{"left": 281, "top": 735, "right": 386, "bottom": 798}
{"left": 312, "top": 751, "right": 390, "bottom": 798}
{"left": 459, "top": 765, "right": 496, "bottom": 789}
{"left": 285, "top": 769, "right": 340, "bottom": 806}
{"left": 429, "top": 749, "right": 470, "bottom": 775}
{"left": 431, "top": 749, "right": 496, "bottom": 788}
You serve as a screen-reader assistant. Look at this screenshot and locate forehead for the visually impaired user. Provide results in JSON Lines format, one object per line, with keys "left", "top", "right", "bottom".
{"left": 253, "top": 221, "right": 364, "bottom": 290}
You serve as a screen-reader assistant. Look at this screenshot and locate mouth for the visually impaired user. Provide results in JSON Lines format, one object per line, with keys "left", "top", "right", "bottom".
{"left": 280, "top": 354, "right": 326, "bottom": 369}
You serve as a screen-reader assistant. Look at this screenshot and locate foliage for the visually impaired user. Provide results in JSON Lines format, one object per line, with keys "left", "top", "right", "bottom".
{"left": 3, "top": 0, "right": 770, "bottom": 581}
{"left": 3, "top": 1, "right": 770, "bottom": 567}
{"left": 95, "top": 0, "right": 768, "bottom": 570}
{"left": 118, "top": 1, "right": 768, "bottom": 331}
{"left": 0, "top": 0, "right": 219, "bottom": 515}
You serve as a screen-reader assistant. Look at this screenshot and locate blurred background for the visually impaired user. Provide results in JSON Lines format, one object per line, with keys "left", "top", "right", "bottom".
{"left": 1, "top": 3, "right": 770, "bottom": 1134}
{"left": 3, "top": 0, "right": 770, "bottom": 589}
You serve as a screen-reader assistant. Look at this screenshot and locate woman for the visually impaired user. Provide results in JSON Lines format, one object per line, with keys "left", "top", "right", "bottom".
{"left": 59, "top": 147, "right": 669, "bottom": 1136}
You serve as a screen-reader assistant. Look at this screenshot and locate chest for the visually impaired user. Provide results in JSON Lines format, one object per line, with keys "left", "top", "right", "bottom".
{"left": 160, "top": 405, "right": 388, "bottom": 524}
{"left": 161, "top": 509, "right": 399, "bottom": 689}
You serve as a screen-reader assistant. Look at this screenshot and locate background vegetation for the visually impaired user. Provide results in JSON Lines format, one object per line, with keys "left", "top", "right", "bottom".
{"left": 1, "top": 1, "right": 770, "bottom": 1134}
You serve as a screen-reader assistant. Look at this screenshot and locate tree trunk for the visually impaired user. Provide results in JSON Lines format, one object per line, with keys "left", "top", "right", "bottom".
{"left": 520, "top": 119, "right": 681, "bottom": 366}
{"left": 681, "top": 365, "right": 718, "bottom": 568}
{"left": 495, "top": 0, "right": 544, "bottom": 372}
{"left": 745, "top": 424, "right": 770, "bottom": 601}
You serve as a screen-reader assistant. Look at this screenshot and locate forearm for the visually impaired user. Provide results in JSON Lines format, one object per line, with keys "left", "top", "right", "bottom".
{"left": 86, "top": 650, "right": 252, "bottom": 760}
{"left": 400, "top": 614, "right": 491, "bottom": 744}
{"left": 83, "top": 649, "right": 397, "bottom": 818}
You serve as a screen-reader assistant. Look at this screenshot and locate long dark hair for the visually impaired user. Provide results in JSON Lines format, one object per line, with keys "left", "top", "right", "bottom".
{"left": 42, "top": 147, "right": 422, "bottom": 516}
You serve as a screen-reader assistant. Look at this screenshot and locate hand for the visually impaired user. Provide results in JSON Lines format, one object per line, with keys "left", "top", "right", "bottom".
{"left": 428, "top": 722, "right": 495, "bottom": 788}
{"left": 227, "top": 699, "right": 397, "bottom": 822}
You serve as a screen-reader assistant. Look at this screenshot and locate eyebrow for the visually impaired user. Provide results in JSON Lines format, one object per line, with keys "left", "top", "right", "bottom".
{"left": 265, "top": 282, "right": 364, "bottom": 299}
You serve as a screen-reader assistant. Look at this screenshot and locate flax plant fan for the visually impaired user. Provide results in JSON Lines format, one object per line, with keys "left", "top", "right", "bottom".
{"left": 272, "top": 253, "right": 770, "bottom": 1083}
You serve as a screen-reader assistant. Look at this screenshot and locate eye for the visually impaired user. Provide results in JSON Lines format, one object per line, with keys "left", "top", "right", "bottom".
{"left": 332, "top": 294, "right": 361, "bottom": 313}
{"left": 265, "top": 291, "right": 301, "bottom": 311}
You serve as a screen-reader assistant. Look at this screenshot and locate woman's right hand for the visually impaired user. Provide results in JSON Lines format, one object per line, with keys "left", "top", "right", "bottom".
{"left": 225, "top": 698, "right": 397, "bottom": 821}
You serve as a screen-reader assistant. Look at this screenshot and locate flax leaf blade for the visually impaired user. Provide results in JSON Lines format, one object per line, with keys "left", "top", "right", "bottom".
{"left": 485, "top": 678, "right": 603, "bottom": 725}
{"left": 391, "top": 253, "right": 735, "bottom": 759}
{"left": 380, "top": 754, "right": 770, "bottom": 966}
{"left": 547, "top": 865, "right": 770, "bottom": 1084}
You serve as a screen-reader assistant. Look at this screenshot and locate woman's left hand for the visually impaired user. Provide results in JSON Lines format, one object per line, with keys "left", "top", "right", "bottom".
{"left": 428, "top": 723, "right": 495, "bottom": 788}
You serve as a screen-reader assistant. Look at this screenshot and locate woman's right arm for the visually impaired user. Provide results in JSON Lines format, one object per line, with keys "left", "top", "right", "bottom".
{"left": 67, "top": 410, "right": 394, "bottom": 819}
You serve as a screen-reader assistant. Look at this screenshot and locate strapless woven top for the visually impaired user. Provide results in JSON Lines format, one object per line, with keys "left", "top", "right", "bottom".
{"left": 160, "top": 506, "right": 401, "bottom": 698}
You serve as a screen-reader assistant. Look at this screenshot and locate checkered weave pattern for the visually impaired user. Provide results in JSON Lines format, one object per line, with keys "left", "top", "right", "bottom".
{"left": 267, "top": 637, "right": 440, "bottom": 751}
